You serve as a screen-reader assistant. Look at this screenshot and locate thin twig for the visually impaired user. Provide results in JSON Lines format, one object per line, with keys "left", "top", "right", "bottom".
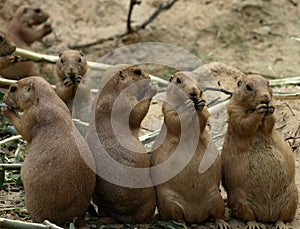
{"left": 285, "top": 136, "right": 300, "bottom": 141}
{"left": 273, "top": 92, "right": 300, "bottom": 100}
{"left": 69, "top": 0, "right": 179, "bottom": 49}
{"left": 136, "top": 0, "right": 178, "bottom": 30}
{"left": 288, "top": 0, "right": 298, "bottom": 6}
{"left": 43, "top": 221, "right": 63, "bottom": 229}
{"left": 0, "top": 164, "right": 22, "bottom": 170}
{"left": 203, "top": 87, "right": 233, "bottom": 96}
{"left": 283, "top": 102, "right": 296, "bottom": 116}
{"left": 269, "top": 75, "right": 300, "bottom": 86}
{"left": 0, "top": 207, "right": 27, "bottom": 213}
{"left": 127, "top": 0, "right": 142, "bottom": 33}
{"left": 292, "top": 125, "right": 300, "bottom": 146}
{"left": 0, "top": 218, "right": 63, "bottom": 229}
{"left": 0, "top": 135, "right": 22, "bottom": 146}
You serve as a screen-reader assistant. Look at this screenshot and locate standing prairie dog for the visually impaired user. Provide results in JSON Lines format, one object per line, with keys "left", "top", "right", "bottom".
{"left": 2, "top": 77, "right": 95, "bottom": 226}
{"left": 222, "top": 74, "right": 298, "bottom": 229}
{"left": 87, "top": 64, "right": 156, "bottom": 223}
{"left": 151, "top": 72, "right": 230, "bottom": 228}
{"left": 0, "top": 5, "right": 52, "bottom": 79}
{"left": 55, "top": 50, "right": 90, "bottom": 113}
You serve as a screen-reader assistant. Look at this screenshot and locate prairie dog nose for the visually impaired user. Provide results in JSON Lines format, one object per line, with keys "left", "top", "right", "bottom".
{"left": 189, "top": 87, "right": 198, "bottom": 97}
{"left": 260, "top": 94, "right": 270, "bottom": 104}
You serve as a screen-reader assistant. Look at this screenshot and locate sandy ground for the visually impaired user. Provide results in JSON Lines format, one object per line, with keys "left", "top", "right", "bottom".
{"left": 0, "top": 0, "right": 300, "bottom": 228}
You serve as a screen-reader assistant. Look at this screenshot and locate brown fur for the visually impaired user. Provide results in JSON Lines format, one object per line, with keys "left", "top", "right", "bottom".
{"left": 0, "top": 5, "right": 52, "bottom": 79}
{"left": 87, "top": 64, "right": 156, "bottom": 223}
{"left": 221, "top": 74, "right": 298, "bottom": 229}
{"left": 0, "top": 30, "right": 16, "bottom": 57}
{"left": 55, "top": 50, "right": 89, "bottom": 111}
{"left": 0, "top": 29, "right": 28, "bottom": 70}
{"left": 2, "top": 77, "right": 95, "bottom": 226}
{"left": 151, "top": 72, "right": 230, "bottom": 228}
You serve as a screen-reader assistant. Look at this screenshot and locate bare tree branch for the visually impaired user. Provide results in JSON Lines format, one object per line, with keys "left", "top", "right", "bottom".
{"left": 0, "top": 164, "right": 22, "bottom": 171}
{"left": 127, "top": 0, "right": 142, "bottom": 33}
{"left": 69, "top": 0, "right": 179, "bottom": 49}
{"left": 137, "top": 0, "right": 178, "bottom": 30}
{"left": 0, "top": 218, "right": 63, "bottom": 229}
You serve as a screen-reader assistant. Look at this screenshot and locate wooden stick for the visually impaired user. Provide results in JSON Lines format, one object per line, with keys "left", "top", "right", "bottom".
{"left": 0, "top": 164, "right": 22, "bottom": 171}
{"left": 0, "top": 135, "right": 22, "bottom": 146}
{"left": 269, "top": 75, "right": 300, "bottom": 86}
{"left": 273, "top": 92, "right": 300, "bottom": 100}
{"left": 0, "top": 218, "right": 63, "bottom": 229}
{"left": 14, "top": 48, "right": 110, "bottom": 71}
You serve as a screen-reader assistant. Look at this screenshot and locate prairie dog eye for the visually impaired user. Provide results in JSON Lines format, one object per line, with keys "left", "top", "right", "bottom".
{"left": 176, "top": 78, "right": 181, "bottom": 84}
{"left": 0, "top": 35, "right": 3, "bottom": 42}
{"left": 246, "top": 84, "right": 252, "bottom": 91}
{"left": 60, "top": 58, "right": 64, "bottom": 64}
{"left": 78, "top": 58, "right": 82, "bottom": 63}
{"left": 34, "top": 8, "right": 41, "bottom": 13}
{"left": 10, "top": 86, "right": 17, "bottom": 93}
{"left": 134, "top": 69, "right": 142, "bottom": 76}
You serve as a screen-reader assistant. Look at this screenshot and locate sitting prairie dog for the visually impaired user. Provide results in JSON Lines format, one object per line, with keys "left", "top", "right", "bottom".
{"left": 55, "top": 50, "right": 89, "bottom": 111}
{"left": 87, "top": 64, "right": 156, "bottom": 223}
{"left": 222, "top": 75, "right": 298, "bottom": 229}
{"left": 0, "top": 5, "right": 52, "bottom": 79}
{"left": 2, "top": 77, "right": 95, "bottom": 226}
{"left": 151, "top": 72, "right": 230, "bottom": 228}
{"left": 0, "top": 29, "right": 27, "bottom": 70}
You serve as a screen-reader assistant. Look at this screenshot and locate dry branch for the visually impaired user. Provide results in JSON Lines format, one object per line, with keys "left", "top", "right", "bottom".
{"left": 136, "top": 0, "right": 178, "bottom": 30}
{"left": 14, "top": 48, "right": 110, "bottom": 71}
{"left": 204, "top": 87, "right": 233, "bottom": 96}
{"left": 0, "top": 218, "right": 63, "bottom": 229}
{"left": 273, "top": 92, "right": 300, "bottom": 100}
{"left": 269, "top": 75, "right": 300, "bottom": 86}
{"left": 69, "top": 0, "right": 179, "bottom": 49}
{"left": 0, "top": 164, "right": 22, "bottom": 171}
{"left": 0, "top": 135, "right": 22, "bottom": 146}
{"left": 1, "top": 48, "right": 169, "bottom": 88}
{"left": 127, "top": 0, "right": 142, "bottom": 33}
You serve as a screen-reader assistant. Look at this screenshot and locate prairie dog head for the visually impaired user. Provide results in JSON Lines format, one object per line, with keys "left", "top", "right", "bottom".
{"left": 3, "top": 77, "right": 57, "bottom": 113}
{"left": 56, "top": 50, "right": 88, "bottom": 87}
{"left": 102, "top": 65, "right": 152, "bottom": 96}
{"left": 168, "top": 72, "right": 206, "bottom": 111}
{"left": 0, "top": 30, "right": 16, "bottom": 56}
{"left": 15, "top": 5, "right": 49, "bottom": 26}
{"left": 233, "top": 74, "right": 272, "bottom": 109}
{"left": 4, "top": 78, "right": 37, "bottom": 113}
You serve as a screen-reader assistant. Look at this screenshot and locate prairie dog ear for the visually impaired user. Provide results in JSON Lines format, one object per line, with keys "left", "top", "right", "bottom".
{"left": 58, "top": 52, "right": 63, "bottom": 58}
{"left": 237, "top": 79, "right": 242, "bottom": 87}
{"left": 119, "top": 70, "right": 125, "bottom": 82}
{"left": 22, "top": 7, "right": 28, "bottom": 14}
{"left": 79, "top": 50, "right": 84, "bottom": 56}
{"left": 133, "top": 68, "right": 142, "bottom": 76}
{"left": 27, "top": 81, "right": 35, "bottom": 93}
{"left": 169, "top": 75, "right": 174, "bottom": 82}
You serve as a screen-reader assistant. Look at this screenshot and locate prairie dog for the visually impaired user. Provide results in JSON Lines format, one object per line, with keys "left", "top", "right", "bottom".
{"left": 87, "top": 64, "right": 156, "bottom": 223}
{"left": 222, "top": 74, "right": 298, "bottom": 229}
{"left": 151, "top": 72, "right": 230, "bottom": 228}
{"left": 2, "top": 76, "right": 95, "bottom": 226}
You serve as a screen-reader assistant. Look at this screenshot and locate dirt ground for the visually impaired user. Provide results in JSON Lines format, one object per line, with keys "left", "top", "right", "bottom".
{"left": 0, "top": 0, "right": 300, "bottom": 228}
